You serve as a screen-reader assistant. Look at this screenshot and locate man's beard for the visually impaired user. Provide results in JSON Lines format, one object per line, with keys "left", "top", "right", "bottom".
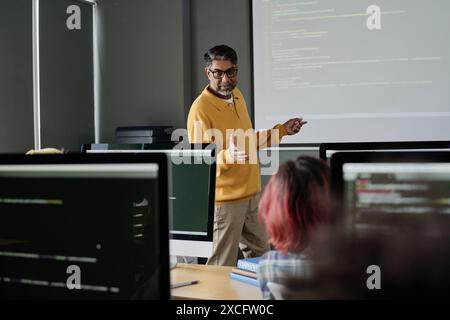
{"left": 217, "top": 83, "right": 236, "bottom": 96}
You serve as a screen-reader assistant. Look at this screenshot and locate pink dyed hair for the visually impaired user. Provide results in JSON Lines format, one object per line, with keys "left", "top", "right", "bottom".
{"left": 259, "top": 156, "right": 330, "bottom": 253}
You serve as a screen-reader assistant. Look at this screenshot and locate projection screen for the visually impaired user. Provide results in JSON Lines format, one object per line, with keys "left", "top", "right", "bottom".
{"left": 252, "top": 0, "right": 450, "bottom": 144}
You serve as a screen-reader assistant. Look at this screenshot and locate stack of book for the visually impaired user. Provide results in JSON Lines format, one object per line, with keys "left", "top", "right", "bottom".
{"left": 229, "top": 257, "right": 261, "bottom": 287}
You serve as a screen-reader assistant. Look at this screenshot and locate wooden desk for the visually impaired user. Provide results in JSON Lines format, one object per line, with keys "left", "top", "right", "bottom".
{"left": 171, "top": 263, "right": 262, "bottom": 300}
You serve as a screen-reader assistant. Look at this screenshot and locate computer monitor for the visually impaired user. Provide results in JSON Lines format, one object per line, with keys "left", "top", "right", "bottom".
{"left": 330, "top": 151, "right": 450, "bottom": 237}
{"left": 84, "top": 143, "right": 216, "bottom": 259}
{"left": 320, "top": 141, "right": 450, "bottom": 161}
{"left": 0, "top": 153, "right": 169, "bottom": 299}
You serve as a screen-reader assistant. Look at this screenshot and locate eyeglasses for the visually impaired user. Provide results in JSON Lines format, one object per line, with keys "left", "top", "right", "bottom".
{"left": 208, "top": 67, "right": 238, "bottom": 79}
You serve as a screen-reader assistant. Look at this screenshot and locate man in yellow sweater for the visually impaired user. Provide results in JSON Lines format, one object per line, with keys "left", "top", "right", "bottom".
{"left": 187, "top": 45, "right": 306, "bottom": 266}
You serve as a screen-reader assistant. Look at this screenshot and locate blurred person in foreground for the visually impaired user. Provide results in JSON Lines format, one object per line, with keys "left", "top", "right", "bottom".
{"left": 257, "top": 156, "right": 330, "bottom": 299}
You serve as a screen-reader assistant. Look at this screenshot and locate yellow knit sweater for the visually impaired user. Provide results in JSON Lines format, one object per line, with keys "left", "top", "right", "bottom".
{"left": 187, "top": 86, "right": 287, "bottom": 203}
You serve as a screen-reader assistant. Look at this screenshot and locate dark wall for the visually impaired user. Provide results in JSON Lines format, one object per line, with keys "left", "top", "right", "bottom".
{"left": 0, "top": 0, "right": 317, "bottom": 188}
{"left": 39, "top": 0, "right": 95, "bottom": 151}
{"left": 96, "top": 0, "right": 188, "bottom": 143}
{"left": 0, "top": 0, "right": 256, "bottom": 150}
{"left": 96, "top": 0, "right": 253, "bottom": 142}
{"left": 0, "top": 0, "right": 95, "bottom": 153}
{"left": 190, "top": 0, "right": 253, "bottom": 117}
{"left": 0, "top": 0, "right": 34, "bottom": 153}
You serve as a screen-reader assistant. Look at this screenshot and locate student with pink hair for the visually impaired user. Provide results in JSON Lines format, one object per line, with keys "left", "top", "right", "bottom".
{"left": 257, "top": 156, "right": 330, "bottom": 299}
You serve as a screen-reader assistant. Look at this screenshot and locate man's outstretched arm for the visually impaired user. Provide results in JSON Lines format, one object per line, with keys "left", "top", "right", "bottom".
{"left": 257, "top": 117, "right": 307, "bottom": 150}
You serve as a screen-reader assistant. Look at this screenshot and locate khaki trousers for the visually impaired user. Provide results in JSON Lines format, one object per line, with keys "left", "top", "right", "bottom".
{"left": 206, "top": 193, "right": 270, "bottom": 266}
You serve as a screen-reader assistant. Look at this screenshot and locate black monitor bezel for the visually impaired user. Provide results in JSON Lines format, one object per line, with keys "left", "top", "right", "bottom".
{"left": 0, "top": 153, "right": 170, "bottom": 300}
{"left": 81, "top": 143, "right": 179, "bottom": 153}
{"left": 320, "top": 141, "right": 450, "bottom": 160}
{"left": 330, "top": 151, "right": 450, "bottom": 227}
{"left": 81, "top": 143, "right": 216, "bottom": 243}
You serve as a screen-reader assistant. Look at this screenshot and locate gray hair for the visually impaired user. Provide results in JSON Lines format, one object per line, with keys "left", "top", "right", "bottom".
{"left": 204, "top": 45, "right": 238, "bottom": 68}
